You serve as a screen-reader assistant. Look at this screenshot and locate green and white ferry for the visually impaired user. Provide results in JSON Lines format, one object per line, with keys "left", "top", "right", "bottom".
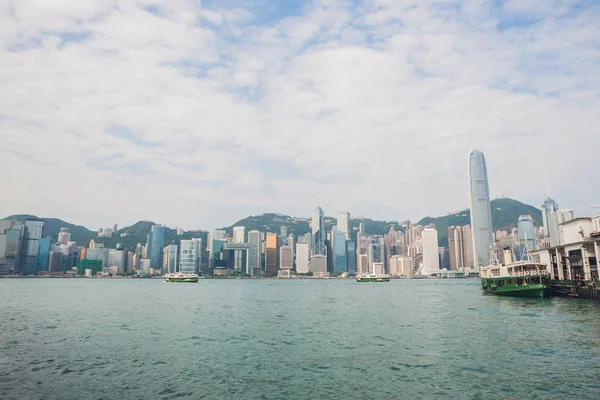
{"left": 480, "top": 256, "right": 551, "bottom": 298}
{"left": 356, "top": 273, "right": 390, "bottom": 283}
{"left": 164, "top": 273, "right": 199, "bottom": 283}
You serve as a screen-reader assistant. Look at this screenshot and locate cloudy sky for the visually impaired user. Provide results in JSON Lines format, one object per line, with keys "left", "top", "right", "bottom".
{"left": 1, "top": 0, "right": 599, "bottom": 230}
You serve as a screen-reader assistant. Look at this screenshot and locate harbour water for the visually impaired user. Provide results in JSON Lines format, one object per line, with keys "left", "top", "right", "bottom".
{"left": 1, "top": 278, "right": 599, "bottom": 399}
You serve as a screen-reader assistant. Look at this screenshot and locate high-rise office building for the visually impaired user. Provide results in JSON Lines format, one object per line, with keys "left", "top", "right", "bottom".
{"left": 247, "top": 230, "right": 262, "bottom": 276}
{"left": 422, "top": 228, "right": 440, "bottom": 272}
{"left": 0, "top": 220, "right": 24, "bottom": 275}
{"left": 22, "top": 219, "right": 45, "bottom": 275}
{"left": 279, "top": 246, "right": 293, "bottom": 270}
{"left": 517, "top": 215, "right": 536, "bottom": 253}
{"left": 337, "top": 212, "right": 350, "bottom": 240}
{"left": 265, "top": 233, "right": 279, "bottom": 276}
{"left": 179, "top": 238, "right": 202, "bottom": 274}
{"left": 296, "top": 242, "right": 310, "bottom": 274}
{"left": 468, "top": 149, "right": 494, "bottom": 269}
{"left": 346, "top": 240, "right": 357, "bottom": 274}
{"left": 148, "top": 225, "right": 165, "bottom": 272}
{"left": 108, "top": 248, "right": 128, "bottom": 274}
{"left": 541, "top": 196, "right": 559, "bottom": 238}
{"left": 333, "top": 230, "right": 347, "bottom": 275}
{"left": 58, "top": 228, "right": 71, "bottom": 244}
{"left": 163, "top": 244, "right": 178, "bottom": 274}
{"left": 233, "top": 226, "right": 246, "bottom": 244}
{"left": 312, "top": 207, "right": 327, "bottom": 257}
{"left": 367, "top": 236, "right": 385, "bottom": 273}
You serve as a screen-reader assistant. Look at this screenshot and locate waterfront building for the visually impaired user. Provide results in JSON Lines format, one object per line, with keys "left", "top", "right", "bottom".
{"left": 304, "top": 233, "right": 313, "bottom": 251}
{"left": 312, "top": 207, "right": 327, "bottom": 257}
{"left": 207, "top": 229, "right": 226, "bottom": 253}
{"left": 389, "top": 255, "right": 413, "bottom": 276}
{"left": 0, "top": 221, "right": 24, "bottom": 275}
{"left": 179, "top": 239, "right": 202, "bottom": 274}
{"left": 279, "top": 245, "right": 293, "bottom": 274}
{"left": 333, "top": 230, "right": 347, "bottom": 275}
{"left": 367, "top": 236, "right": 385, "bottom": 272}
{"left": 247, "top": 230, "right": 262, "bottom": 276}
{"left": 337, "top": 212, "right": 350, "bottom": 240}
{"left": 108, "top": 248, "right": 128, "bottom": 275}
{"left": 357, "top": 236, "right": 369, "bottom": 273}
{"left": 86, "top": 248, "right": 109, "bottom": 268}
{"left": 531, "top": 216, "right": 600, "bottom": 281}
{"left": 36, "top": 238, "right": 51, "bottom": 272}
{"left": 233, "top": 226, "right": 246, "bottom": 244}
{"left": 548, "top": 209, "right": 575, "bottom": 247}
{"left": 422, "top": 228, "right": 440, "bottom": 273}
{"left": 296, "top": 242, "right": 310, "bottom": 274}
{"left": 265, "top": 233, "right": 279, "bottom": 276}
{"left": 309, "top": 254, "right": 328, "bottom": 276}
{"left": 346, "top": 240, "right": 357, "bottom": 274}
{"left": 163, "top": 244, "right": 178, "bottom": 274}
{"left": 517, "top": 215, "right": 536, "bottom": 254}
{"left": 372, "top": 262, "right": 384, "bottom": 275}
{"left": 467, "top": 149, "right": 494, "bottom": 269}
{"left": 21, "top": 219, "right": 45, "bottom": 275}
{"left": 147, "top": 225, "right": 165, "bottom": 272}
{"left": 209, "top": 238, "right": 227, "bottom": 271}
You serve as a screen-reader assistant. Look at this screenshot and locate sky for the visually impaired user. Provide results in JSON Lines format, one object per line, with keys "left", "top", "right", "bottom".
{"left": 1, "top": 0, "right": 599, "bottom": 230}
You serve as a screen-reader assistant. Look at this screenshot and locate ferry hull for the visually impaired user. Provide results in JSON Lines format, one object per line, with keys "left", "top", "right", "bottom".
{"left": 356, "top": 277, "right": 390, "bottom": 282}
{"left": 482, "top": 284, "right": 549, "bottom": 298}
{"left": 165, "top": 277, "right": 198, "bottom": 283}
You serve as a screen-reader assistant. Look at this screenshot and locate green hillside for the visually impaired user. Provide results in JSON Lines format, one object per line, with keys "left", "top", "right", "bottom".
{"left": 2, "top": 214, "right": 97, "bottom": 244}
{"left": 417, "top": 198, "right": 542, "bottom": 247}
{"left": 222, "top": 214, "right": 404, "bottom": 239}
{"left": 93, "top": 221, "right": 207, "bottom": 250}
{"left": 3, "top": 197, "right": 541, "bottom": 252}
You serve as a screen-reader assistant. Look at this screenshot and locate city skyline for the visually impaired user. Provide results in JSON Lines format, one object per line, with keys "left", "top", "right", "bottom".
{"left": 1, "top": 1, "right": 599, "bottom": 230}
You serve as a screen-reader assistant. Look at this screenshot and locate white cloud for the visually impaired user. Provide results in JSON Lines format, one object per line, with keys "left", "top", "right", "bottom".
{"left": 0, "top": 0, "right": 599, "bottom": 230}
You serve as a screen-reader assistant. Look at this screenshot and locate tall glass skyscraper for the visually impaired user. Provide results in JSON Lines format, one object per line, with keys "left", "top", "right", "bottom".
{"left": 312, "top": 207, "right": 327, "bottom": 257}
{"left": 333, "top": 230, "right": 347, "bottom": 275}
{"left": 541, "top": 196, "right": 558, "bottom": 238}
{"left": 517, "top": 215, "right": 535, "bottom": 254}
{"left": 149, "top": 225, "right": 165, "bottom": 271}
{"left": 468, "top": 149, "right": 494, "bottom": 269}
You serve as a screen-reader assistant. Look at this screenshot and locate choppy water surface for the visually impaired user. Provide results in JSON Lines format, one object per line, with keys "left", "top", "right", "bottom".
{"left": 1, "top": 278, "right": 599, "bottom": 399}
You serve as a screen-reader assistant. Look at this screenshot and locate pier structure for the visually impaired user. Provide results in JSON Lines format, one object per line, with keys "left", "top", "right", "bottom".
{"left": 531, "top": 216, "right": 600, "bottom": 281}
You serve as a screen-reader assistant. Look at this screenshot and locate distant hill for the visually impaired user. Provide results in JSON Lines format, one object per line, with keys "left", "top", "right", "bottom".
{"left": 3, "top": 197, "right": 541, "bottom": 251}
{"left": 2, "top": 214, "right": 97, "bottom": 244}
{"left": 93, "top": 221, "right": 207, "bottom": 250}
{"left": 221, "top": 213, "right": 404, "bottom": 239}
{"left": 417, "top": 198, "right": 542, "bottom": 247}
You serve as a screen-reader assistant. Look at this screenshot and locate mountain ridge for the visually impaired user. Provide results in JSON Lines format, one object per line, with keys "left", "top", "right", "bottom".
{"left": 2, "top": 197, "right": 542, "bottom": 249}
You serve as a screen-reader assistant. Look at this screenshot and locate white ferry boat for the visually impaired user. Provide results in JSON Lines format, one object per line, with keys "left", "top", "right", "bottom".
{"left": 356, "top": 273, "right": 390, "bottom": 282}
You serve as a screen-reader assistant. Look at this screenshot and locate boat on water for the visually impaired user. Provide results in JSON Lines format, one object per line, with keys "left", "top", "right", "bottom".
{"left": 164, "top": 273, "right": 199, "bottom": 283}
{"left": 356, "top": 273, "right": 390, "bottom": 282}
{"left": 480, "top": 247, "right": 551, "bottom": 298}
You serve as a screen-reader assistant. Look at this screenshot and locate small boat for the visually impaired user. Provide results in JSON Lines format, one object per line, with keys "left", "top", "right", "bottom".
{"left": 480, "top": 261, "right": 551, "bottom": 298}
{"left": 164, "top": 272, "right": 199, "bottom": 283}
{"left": 356, "top": 273, "right": 390, "bottom": 282}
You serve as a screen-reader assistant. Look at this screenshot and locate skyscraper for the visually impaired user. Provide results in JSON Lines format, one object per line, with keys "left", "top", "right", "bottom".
{"left": 149, "top": 225, "right": 165, "bottom": 272}
{"left": 541, "top": 196, "right": 559, "bottom": 238}
{"left": 179, "top": 238, "right": 202, "bottom": 274}
{"left": 517, "top": 215, "right": 535, "bottom": 253}
{"left": 312, "top": 207, "right": 327, "bottom": 257}
{"left": 296, "top": 242, "right": 310, "bottom": 274}
{"left": 247, "top": 230, "right": 262, "bottom": 277}
{"left": 333, "top": 230, "right": 347, "bottom": 275}
{"left": 163, "top": 244, "right": 178, "bottom": 274}
{"left": 337, "top": 212, "right": 350, "bottom": 240}
{"left": 265, "top": 233, "right": 279, "bottom": 276}
{"left": 22, "top": 219, "right": 45, "bottom": 274}
{"left": 233, "top": 226, "right": 246, "bottom": 244}
{"left": 422, "top": 228, "right": 440, "bottom": 272}
{"left": 468, "top": 149, "right": 494, "bottom": 269}
{"left": 58, "top": 228, "right": 71, "bottom": 244}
